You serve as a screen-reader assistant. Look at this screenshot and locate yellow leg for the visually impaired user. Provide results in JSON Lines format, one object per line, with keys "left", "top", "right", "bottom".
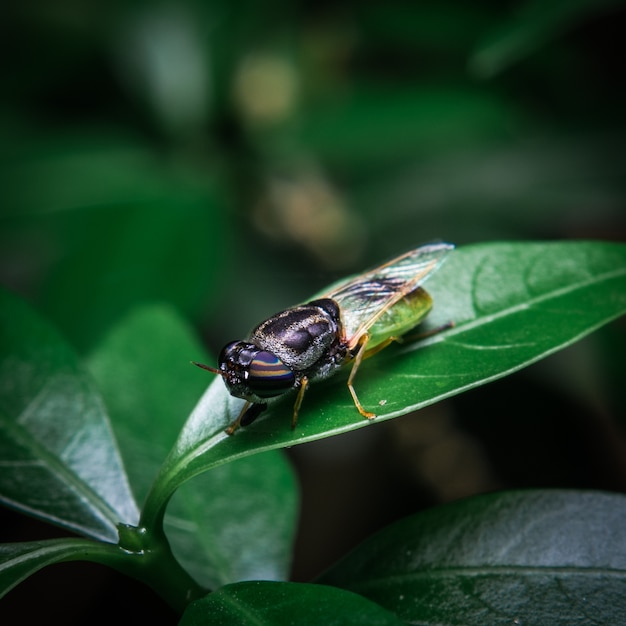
{"left": 346, "top": 322, "right": 454, "bottom": 422}
{"left": 226, "top": 401, "right": 251, "bottom": 435}
{"left": 291, "top": 376, "right": 309, "bottom": 429}
{"left": 360, "top": 335, "right": 397, "bottom": 359}
{"left": 347, "top": 334, "right": 377, "bottom": 420}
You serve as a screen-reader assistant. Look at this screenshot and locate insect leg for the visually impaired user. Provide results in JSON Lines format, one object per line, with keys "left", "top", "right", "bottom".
{"left": 291, "top": 376, "right": 309, "bottom": 429}
{"left": 346, "top": 322, "right": 454, "bottom": 423}
{"left": 226, "top": 401, "right": 266, "bottom": 435}
{"left": 361, "top": 336, "right": 397, "bottom": 359}
{"left": 225, "top": 402, "right": 250, "bottom": 435}
{"left": 344, "top": 321, "right": 454, "bottom": 425}
{"left": 347, "top": 333, "right": 376, "bottom": 420}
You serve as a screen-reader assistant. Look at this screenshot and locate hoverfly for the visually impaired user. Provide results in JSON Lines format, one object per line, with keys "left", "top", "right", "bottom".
{"left": 194, "top": 243, "right": 454, "bottom": 434}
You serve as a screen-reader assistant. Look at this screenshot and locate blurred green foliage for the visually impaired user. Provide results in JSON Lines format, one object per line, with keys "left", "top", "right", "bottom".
{"left": 1, "top": 0, "right": 624, "bottom": 352}
{"left": 1, "top": 1, "right": 626, "bottom": 622}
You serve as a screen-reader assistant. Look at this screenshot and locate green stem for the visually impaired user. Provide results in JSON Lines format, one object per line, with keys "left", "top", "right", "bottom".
{"left": 68, "top": 526, "right": 207, "bottom": 613}
{"left": 139, "top": 467, "right": 178, "bottom": 541}
{"left": 114, "top": 523, "right": 208, "bottom": 613}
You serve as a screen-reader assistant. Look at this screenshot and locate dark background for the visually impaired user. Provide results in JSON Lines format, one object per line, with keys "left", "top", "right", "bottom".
{"left": 1, "top": 0, "right": 625, "bottom": 622}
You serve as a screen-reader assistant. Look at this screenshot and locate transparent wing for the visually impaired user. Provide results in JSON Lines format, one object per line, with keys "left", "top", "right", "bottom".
{"left": 319, "top": 243, "right": 454, "bottom": 347}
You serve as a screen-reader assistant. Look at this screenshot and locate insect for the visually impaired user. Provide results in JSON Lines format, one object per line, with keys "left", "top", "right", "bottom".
{"left": 194, "top": 243, "right": 454, "bottom": 434}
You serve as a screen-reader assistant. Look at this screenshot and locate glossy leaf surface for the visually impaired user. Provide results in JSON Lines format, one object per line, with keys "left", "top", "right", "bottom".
{"left": 88, "top": 306, "right": 298, "bottom": 588}
{"left": 0, "top": 538, "right": 119, "bottom": 600}
{"left": 0, "top": 288, "right": 138, "bottom": 541}
{"left": 142, "top": 241, "right": 626, "bottom": 526}
{"left": 319, "top": 490, "right": 626, "bottom": 625}
{"left": 179, "top": 581, "right": 405, "bottom": 626}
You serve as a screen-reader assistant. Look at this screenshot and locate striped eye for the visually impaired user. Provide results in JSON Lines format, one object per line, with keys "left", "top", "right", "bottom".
{"left": 248, "top": 351, "right": 295, "bottom": 398}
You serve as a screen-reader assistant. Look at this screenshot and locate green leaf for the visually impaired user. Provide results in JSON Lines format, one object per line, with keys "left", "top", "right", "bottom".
{"left": 87, "top": 305, "right": 206, "bottom": 506}
{"left": 166, "top": 455, "right": 297, "bottom": 589}
{"left": 140, "top": 240, "right": 626, "bottom": 529}
{"left": 179, "top": 581, "right": 405, "bottom": 626}
{"left": 88, "top": 305, "right": 298, "bottom": 588}
{"left": 318, "top": 490, "right": 626, "bottom": 625}
{"left": 0, "top": 534, "right": 202, "bottom": 612}
{"left": 0, "top": 538, "right": 119, "bottom": 600}
{"left": 0, "top": 288, "right": 138, "bottom": 542}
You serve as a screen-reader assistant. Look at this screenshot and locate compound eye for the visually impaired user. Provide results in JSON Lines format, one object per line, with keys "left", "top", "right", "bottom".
{"left": 247, "top": 351, "right": 295, "bottom": 398}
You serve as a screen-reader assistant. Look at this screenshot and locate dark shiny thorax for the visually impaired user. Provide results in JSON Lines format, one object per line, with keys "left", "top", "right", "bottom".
{"left": 250, "top": 298, "right": 346, "bottom": 378}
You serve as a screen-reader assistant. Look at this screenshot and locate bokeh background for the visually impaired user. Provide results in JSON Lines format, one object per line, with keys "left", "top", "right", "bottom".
{"left": 1, "top": 0, "right": 625, "bottom": 623}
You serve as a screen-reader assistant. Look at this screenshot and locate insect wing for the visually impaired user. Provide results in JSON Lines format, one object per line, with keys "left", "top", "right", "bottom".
{"left": 321, "top": 243, "right": 453, "bottom": 349}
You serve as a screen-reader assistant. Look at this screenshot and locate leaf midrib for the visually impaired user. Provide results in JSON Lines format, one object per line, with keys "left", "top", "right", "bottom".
{"left": 1, "top": 383, "right": 123, "bottom": 541}
{"left": 419, "top": 263, "right": 626, "bottom": 350}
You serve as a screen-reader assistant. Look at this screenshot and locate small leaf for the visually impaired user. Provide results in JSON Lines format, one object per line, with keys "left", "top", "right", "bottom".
{"left": 318, "top": 490, "right": 626, "bottom": 625}
{"left": 89, "top": 305, "right": 298, "bottom": 588}
{"left": 141, "top": 241, "right": 626, "bottom": 526}
{"left": 0, "top": 538, "right": 118, "bottom": 600}
{"left": 0, "top": 288, "right": 138, "bottom": 541}
{"left": 179, "top": 581, "right": 405, "bottom": 626}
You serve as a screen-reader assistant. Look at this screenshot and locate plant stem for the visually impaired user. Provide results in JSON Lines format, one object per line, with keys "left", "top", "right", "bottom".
{"left": 114, "top": 523, "right": 208, "bottom": 612}
{"left": 72, "top": 525, "right": 207, "bottom": 613}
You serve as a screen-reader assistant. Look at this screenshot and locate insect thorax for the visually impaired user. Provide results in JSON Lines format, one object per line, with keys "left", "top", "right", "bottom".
{"left": 249, "top": 298, "right": 346, "bottom": 378}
